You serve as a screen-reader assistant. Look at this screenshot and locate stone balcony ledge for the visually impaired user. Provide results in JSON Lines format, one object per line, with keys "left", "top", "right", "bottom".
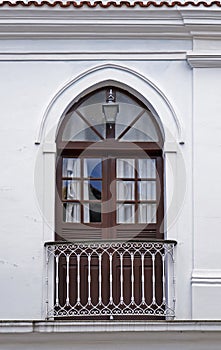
{"left": 1, "top": 320, "right": 221, "bottom": 333}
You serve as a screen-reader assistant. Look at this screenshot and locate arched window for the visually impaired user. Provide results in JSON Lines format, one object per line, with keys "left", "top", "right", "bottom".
{"left": 56, "top": 86, "right": 164, "bottom": 242}
{"left": 50, "top": 86, "right": 175, "bottom": 320}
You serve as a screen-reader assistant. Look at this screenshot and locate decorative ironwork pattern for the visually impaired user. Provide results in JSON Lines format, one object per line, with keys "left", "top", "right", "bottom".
{"left": 45, "top": 240, "right": 176, "bottom": 319}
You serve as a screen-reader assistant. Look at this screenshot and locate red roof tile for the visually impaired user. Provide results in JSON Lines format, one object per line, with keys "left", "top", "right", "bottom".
{"left": 0, "top": 0, "right": 220, "bottom": 7}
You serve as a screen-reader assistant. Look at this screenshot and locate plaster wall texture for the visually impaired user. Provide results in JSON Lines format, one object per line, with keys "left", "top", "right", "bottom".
{"left": 0, "top": 30, "right": 218, "bottom": 322}
{"left": 1, "top": 329, "right": 221, "bottom": 350}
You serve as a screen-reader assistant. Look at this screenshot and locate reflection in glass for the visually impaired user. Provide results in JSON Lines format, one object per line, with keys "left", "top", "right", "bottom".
{"left": 115, "top": 103, "right": 143, "bottom": 139}
{"left": 117, "top": 204, "right": 135, "bottom": 224}
{"left": 63, "top": 180, "right": 81, "bottom": 200}
{"left": 78, "top": 104, "right": 106, "bottom": 138}
{"left": 138, "top": 181, "right": 156, "bottom": 201}
{"left": 84, "top": 180, "right": 102, "bottom": 200}
{"left": 62, "top": 112, "right": 101, "bottom": 141}
{"left": 117, "top": 159, "right": 135, "bottom": 178}
{"left": 117, "top": 181, "right": 134, "bottom": 200}
{"left": 84, "top": 158, "right": 102, "bottom": 178}
{"left": 138, "top": 204, "right": 156, "bottom": 223}
{"left": 137, "top": 159, "right": 156, "bottom": 179}
{"left": 84, "top": 203, "right": 101, "bottom": 223}
{"left": 120, "top": 112, "right": 159, "bottom": 142}
{"left": 62, "top": 158, "right": 80, "bottom": 178}
{"left": 63, "top": 203, "right": 81, "bottom": 223}
{"left": 61, "top": 88, "right": 162, "bottom": 144}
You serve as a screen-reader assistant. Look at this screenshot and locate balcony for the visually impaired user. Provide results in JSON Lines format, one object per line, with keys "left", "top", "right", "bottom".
{"left": 45, "top": 240, "right": 176, "bottom": 320}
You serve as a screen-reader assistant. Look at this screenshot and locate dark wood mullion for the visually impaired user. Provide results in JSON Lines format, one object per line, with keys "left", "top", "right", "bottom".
{"left": 58, "top": 142, "right": 162, "bottom": 152}
{"left": 111, "top": 158, "right": 117, "bottom": 234}
{"left": 117, "top": 109, "right": 145, "bottom": 140}
{"left": 135, "top": 159, "right": 138, "bottom": 224}
{"left": 76, "top": 110, "right": 105, "bottom": 140}
{"left": 102, "top": 157, "right": 109, "bottom": 237}
{"left": 55, "top": 156, "right": 63, "bottom": 240}
{"left": 156, "top": 156, "right": 164, "bottom": 238}
{"left": 116, "top": 200, "right": 157, "bottom": 205}
{"left": 80, "top": 158, "right": 84, "bottom": 224}
{"left": 80, "top": 177, "right": 102, "bottom": 181}
{"left": 106, "top": 123, "right": 115, "bottom": 139}
{"left": 117, "top": 177, "right": 157, "bottom": 181}
{"left": 137, "top": 177, "right": 157, "bottom": 181}
{"left": 63, "top": 200, "right": 101, "bottom": 203}
{"left": 104, "top": 157, "right": 116, "bottom": 238}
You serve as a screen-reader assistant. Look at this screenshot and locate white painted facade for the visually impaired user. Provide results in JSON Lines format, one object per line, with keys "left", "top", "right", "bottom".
{"left": 1, "top": 2, "right": 221, "bottom": 348}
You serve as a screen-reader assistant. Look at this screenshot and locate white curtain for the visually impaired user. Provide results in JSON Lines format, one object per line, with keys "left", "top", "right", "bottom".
{"left": 65, "top": 203, "right": 80, "bottom": 223}
{"left": 117, "top": 204, "right": 135, "bottom": 224}
{"left": 117, "top": 158, "right": 135, "bottom": 178}
{"left": 117, "top": 181, "right": 134, "bottom": 201}
{"left": 66, "top": 158, "right": 80, "bottom": 177}
{"left": 137, "top": 159, "right": 156, "bottom": 178}
{"left": 117, "top": 159, "right": 135, "bottom": 223}
{"left": 138, "top": 181, "right": 156, "bottom": 201}
{"left": 138, "top": 203, "right": 156, "bottom": 223}
{"left": 64, "top": 158, "right": 81, "bottom": 223}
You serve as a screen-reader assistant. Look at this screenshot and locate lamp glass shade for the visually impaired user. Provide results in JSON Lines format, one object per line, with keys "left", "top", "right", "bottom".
{"left": 102, "top": 103, "right": 119, "bottom": 123}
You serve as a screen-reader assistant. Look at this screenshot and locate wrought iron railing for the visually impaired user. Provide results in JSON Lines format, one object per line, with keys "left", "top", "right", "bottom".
{"left": 45, "top": 240, "right": 176, "bottom": 319}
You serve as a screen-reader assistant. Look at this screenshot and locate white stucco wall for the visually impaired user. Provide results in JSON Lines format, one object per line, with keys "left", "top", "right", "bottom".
{"left": 0, "top": 54, "right": 191, "bottom": 320}
{"left": 192, "top": 67, "right": 221, "bottom": 319}
{"left": 0, "top": 5, "right": 221, "bottom": 323}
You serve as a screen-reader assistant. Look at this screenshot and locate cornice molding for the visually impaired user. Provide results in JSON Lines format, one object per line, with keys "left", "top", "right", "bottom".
{"left": 0, "top": 7, "right": 188, "bottom": 39}
{"left": 0, "top": 51, "right": 187, "bottom": 60}
{"left": 0, "top": 6, "right": 221, "bottom": 39}
{"left": 187, "top": 52, "right": 221, "bottom": 67}
{"left": 191, "top": 269, "right": 221, "bottom": 284}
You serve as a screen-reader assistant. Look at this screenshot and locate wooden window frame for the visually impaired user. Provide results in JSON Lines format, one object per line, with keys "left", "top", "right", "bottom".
{"left": 55, "top": 88, "right": 164, "bottom": 242}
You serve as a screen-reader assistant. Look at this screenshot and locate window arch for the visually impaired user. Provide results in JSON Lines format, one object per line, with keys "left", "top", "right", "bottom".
{"left": 56, "top": 86, "right": 164, "bottom": 242}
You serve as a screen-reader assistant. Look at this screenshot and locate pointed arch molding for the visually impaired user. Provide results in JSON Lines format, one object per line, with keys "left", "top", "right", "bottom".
{"left": 36, "top": 63, "right": 184, "bottom": 146}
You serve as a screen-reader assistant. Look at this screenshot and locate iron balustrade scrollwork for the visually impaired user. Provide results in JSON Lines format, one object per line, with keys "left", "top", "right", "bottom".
{"left": 45, "top": 240, "right": 176, "bottom": 319}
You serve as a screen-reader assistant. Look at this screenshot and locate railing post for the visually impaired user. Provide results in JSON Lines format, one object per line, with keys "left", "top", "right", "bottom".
{"left": 98, "top": 254, "right": 102, "bottom": 305}
{"left": 45, "top": 244, "right": 55, "bottom": 319}
{"left": 45, "top": 245, "right": 49, "bottom": 319}
{"left": 120, "top": 253, "right": 124, "bottom": 304}
{"left": 77, "top": 254, "right": 80, "bottom": 304}
{"left": 141, "top": 253, "right": 145, "bottom": 304}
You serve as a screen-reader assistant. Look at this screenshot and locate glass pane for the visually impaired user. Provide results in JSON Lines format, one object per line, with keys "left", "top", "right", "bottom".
{"left": 84, "top": 158, "right": 102, "bottom": 178}
{"left": 84, "top": 180, "right": 102, "bottom": 200}
{"left": 117, "top": 181, "right": 135, "bottom": 200}
{"left": 62, "top": 158, "right": 80, "bottom": 178}
{"left": 137, "top": 159, "right": 156, "bottom": 178}
{"left": 117, "top": 204, "right": 135, "bottom": 224}
{"left": 62, "top": 180, "right": 81, "bottom": 200}
{"left": 117, "top": 159, "right": 135, "bottom": 178}
{"left": 62, "top": 112, "right": 101, "bottom": 141}
{"left": 120, "top": 112, "right": 159, "bottom": 142}
{"left": 80, "top": 90, "right": 106, "bottom": 107}
{"left": 61, "top": 88, "right": 162, "bottom": 143}
{"left": 84, "top": 203, "right": 101, "bottom": 223}
{"left": 115, "top": 103, "right": 143, "bottom": 139}
{"left": 78, "top": 104, "right": 105, "bottom": 138}
{"left": 116, "top": 91, "right": 141, "bottom": 105}
{"left": 138, "top": 181, "right": 156, "bottom": 201}
{"left": 63, "top": 203, "right": 81, "bottom": 223}
{"left": 138, "top": 204, "right": 156, "bottom": 223}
